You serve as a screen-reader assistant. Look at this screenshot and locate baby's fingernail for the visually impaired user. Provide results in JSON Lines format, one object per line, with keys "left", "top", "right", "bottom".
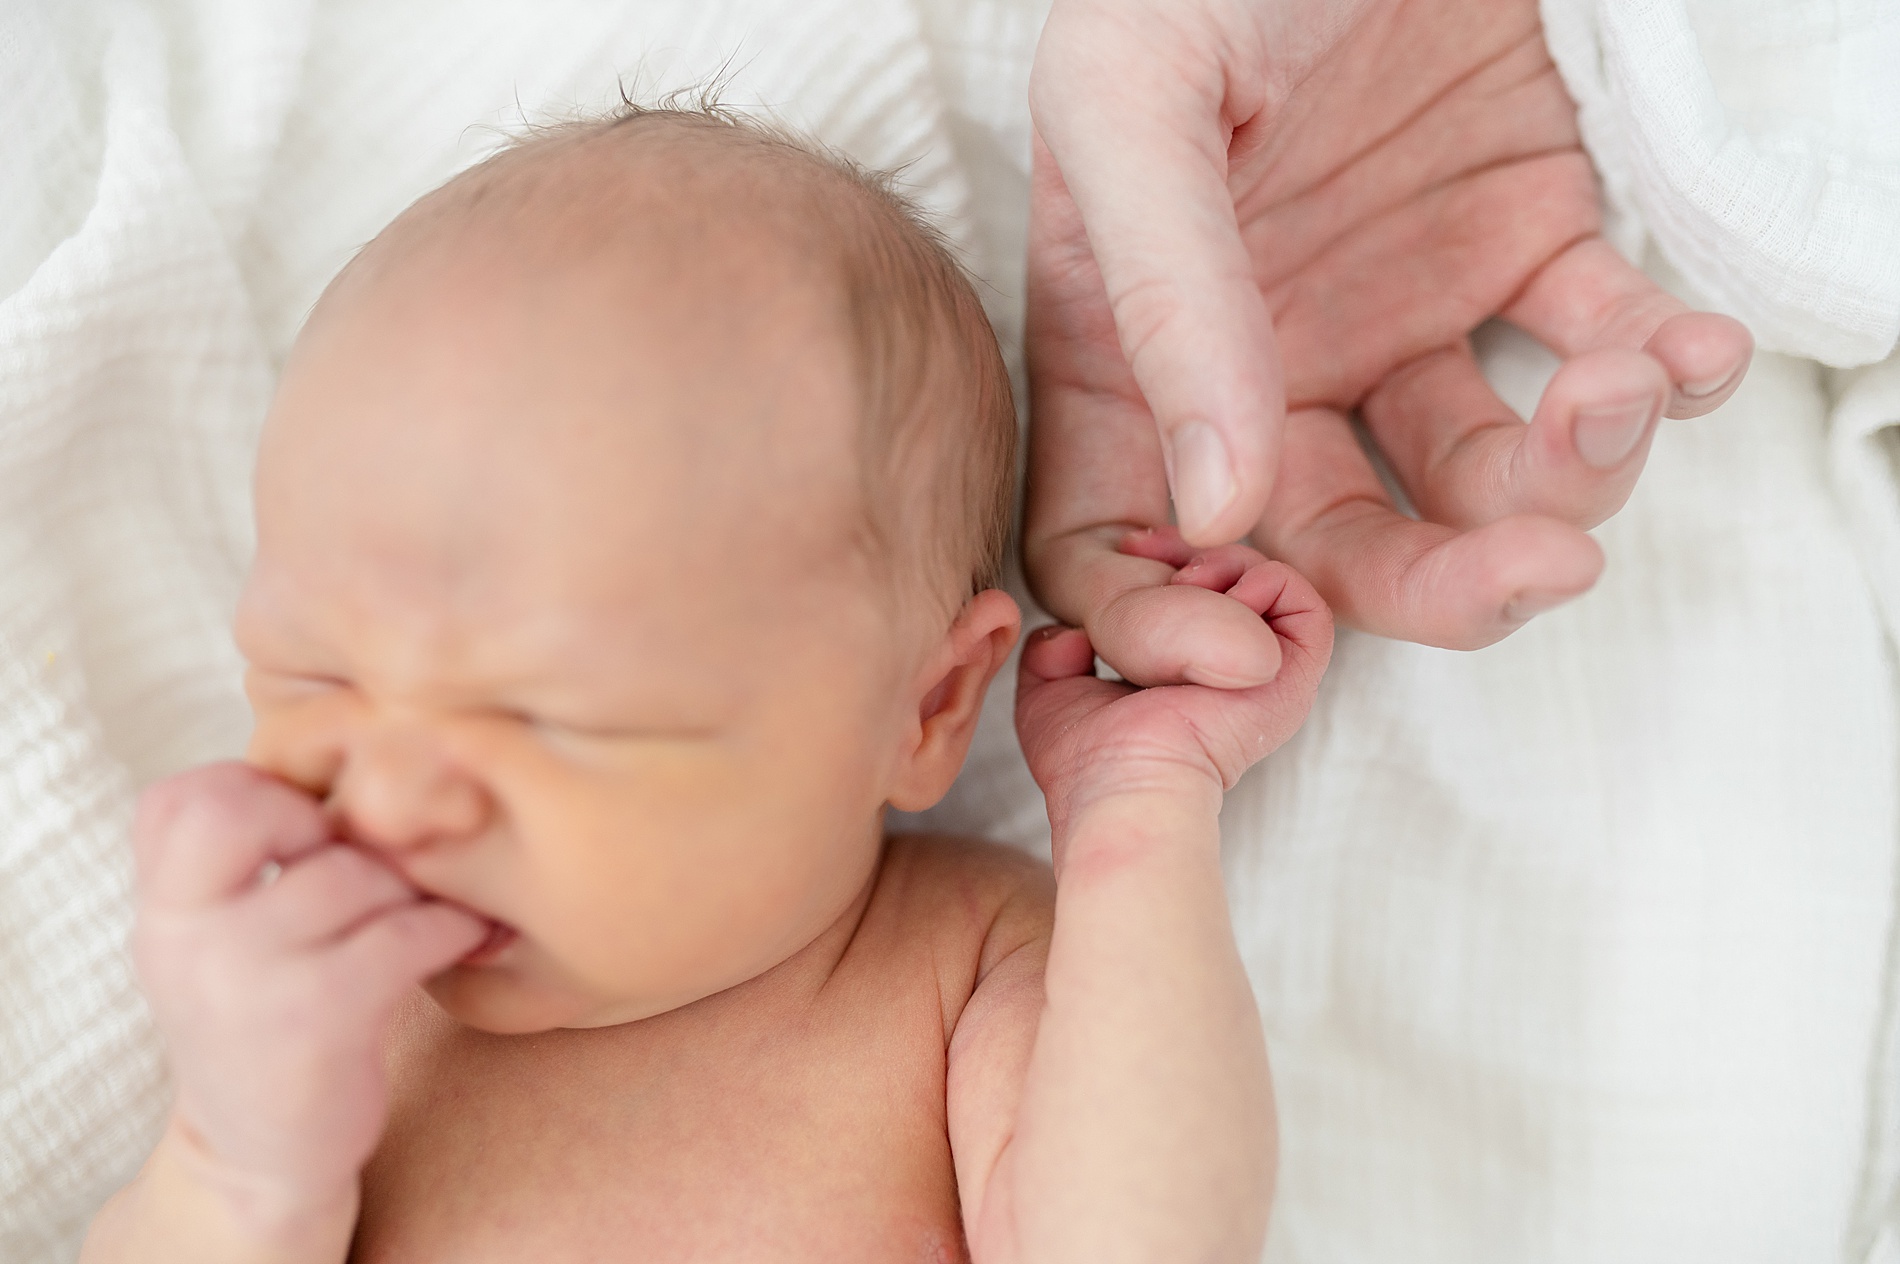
{"left": 1166, "top": 422, "right": 1236, "bottom": 536}
{"left": 1503, "top": 588, "right": 1578, "bottom": 622}
{"left": 1573, "top": 395, "right": 1660, "bottom": 469}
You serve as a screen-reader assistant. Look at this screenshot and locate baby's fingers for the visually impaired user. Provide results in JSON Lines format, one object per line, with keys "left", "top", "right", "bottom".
{"left": 1095, "top": 583, "right": 1284, "bottom": 688}
{"left": 1232, "top": 561, "right": 1332, "bottom": 680}
{"left": 137, "top": 763, "right": 331, "bottom": 909}
{"left": 336, "top": 901, "right": 488, "bottom": 997}
{"left": 237, "top": 845, "right": 421, "bottom": 951}
{"left": 1157, "top": 543, "right": 1270, "bottom": 598}
{"left": 1015, "top": 626, "right": 1142, "bottom": 800}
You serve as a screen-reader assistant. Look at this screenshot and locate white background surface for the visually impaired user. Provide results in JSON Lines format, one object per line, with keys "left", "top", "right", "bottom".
{"left": 2, "top": 1, "right": 1896, "bottom": 1261}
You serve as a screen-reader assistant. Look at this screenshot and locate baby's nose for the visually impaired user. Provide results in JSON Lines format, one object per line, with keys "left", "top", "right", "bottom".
{"left": 329, "top": 728, "right": 491, "bottom": 852}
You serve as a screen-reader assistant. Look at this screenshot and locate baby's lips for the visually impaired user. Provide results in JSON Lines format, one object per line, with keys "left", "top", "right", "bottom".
{"left": 458, "top": 918, "right": 519, "bottom": 968}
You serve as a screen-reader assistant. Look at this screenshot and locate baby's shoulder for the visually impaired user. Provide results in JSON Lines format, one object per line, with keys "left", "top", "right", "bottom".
{"left": 864, "top": 834, "right": 1054, "bottom": 1025}
{"left": 877, "top": 833, "right": 1053, "bottom": 932}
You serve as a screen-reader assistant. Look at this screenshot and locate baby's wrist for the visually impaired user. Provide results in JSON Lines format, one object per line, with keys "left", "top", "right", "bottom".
{"left": 1052, "top": 763, "right": 1223, "bottom": 834}
{"left": 156, "top": 1115, "right": 359, "bottom": 1262}
{"left": 1052, "top": 783, "right": 1223, "bottom": 876}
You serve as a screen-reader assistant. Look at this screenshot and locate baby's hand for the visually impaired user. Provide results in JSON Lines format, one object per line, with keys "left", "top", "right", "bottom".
{"left": 1014, "top": 529, "right": 1332, "bottom": 835}
{"left": 130, "top": 763, "right": 485, "bottom": 1238}
{"left": 1037, "top": 524, "right": 1301, "bottom": 692}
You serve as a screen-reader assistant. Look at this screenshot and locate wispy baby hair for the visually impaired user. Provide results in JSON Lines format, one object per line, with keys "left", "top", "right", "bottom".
{"left": 456, "top": 87, "right": 1019, "bottom": 612}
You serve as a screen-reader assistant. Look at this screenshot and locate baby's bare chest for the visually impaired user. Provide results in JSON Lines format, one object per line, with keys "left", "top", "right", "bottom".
{"left": 351, "top": 922, "right": 970, "bottom": 1261}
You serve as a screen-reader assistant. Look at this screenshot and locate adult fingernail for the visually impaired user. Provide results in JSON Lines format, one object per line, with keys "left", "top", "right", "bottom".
{"left": 1166, "top": 422, "right": 1236, "bottom": 537}
{"left": 1573, "top": 396, "right": 1660, "bottom": 469}
{"left": 1502, "top": 588, "right": 1578, "bottom": 622}
{"left": 1682, "top": 367, "right": 1738, "bottom": 399}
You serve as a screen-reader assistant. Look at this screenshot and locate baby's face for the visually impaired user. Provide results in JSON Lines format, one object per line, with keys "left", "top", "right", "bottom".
{"left": 238, "top": 229, "right": 920, "bottom": 1032}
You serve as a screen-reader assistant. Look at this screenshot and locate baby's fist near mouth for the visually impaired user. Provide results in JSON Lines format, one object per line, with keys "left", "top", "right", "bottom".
{"left": 1014, "top": 533, "right": 1333, "bottom": 840}
{"left": 130, "top": 762, "right": 486, "bottom": 1242}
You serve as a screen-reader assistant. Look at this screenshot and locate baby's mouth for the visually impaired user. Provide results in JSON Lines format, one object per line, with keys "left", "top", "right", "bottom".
{"left": 459, "top": 919, "right": 519, "bottom": 967}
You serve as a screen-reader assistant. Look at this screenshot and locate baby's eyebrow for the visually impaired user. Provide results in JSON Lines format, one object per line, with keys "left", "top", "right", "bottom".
{"left": 471, "top": 659, "right": 751, "bottom": 735}
{"left": 510, "top": 711, "right": 729, "bottom": 742}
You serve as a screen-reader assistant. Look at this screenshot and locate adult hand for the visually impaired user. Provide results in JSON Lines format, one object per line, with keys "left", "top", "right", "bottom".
{"left": 1025, "top": 0, "right": 1752, "bottom": 669}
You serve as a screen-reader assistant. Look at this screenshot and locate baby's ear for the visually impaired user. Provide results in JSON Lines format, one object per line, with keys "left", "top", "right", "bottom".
{"left": 886, "top": 588, "right": 1021, "bottom": 813}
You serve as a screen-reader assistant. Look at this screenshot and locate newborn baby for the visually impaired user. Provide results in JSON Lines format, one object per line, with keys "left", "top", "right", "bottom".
{"left": 83, "top": 105, "right": 1331, "bottom": 1262}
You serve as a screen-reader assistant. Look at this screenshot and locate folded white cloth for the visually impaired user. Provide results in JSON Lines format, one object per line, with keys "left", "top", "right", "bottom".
{"left": 1542, "top": 0, "right": 1900, "bottom": 367}
{"left": 3, "top": 1, "right": 1897, "bottom": 1262}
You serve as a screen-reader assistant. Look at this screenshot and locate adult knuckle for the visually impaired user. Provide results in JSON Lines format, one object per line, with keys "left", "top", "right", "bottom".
{"left": 1110, "top": 275, "right": 1192, "bottom": 369}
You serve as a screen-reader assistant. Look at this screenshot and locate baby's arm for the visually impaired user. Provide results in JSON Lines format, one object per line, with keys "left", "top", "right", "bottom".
{"left": 81, "top": 764, "right": 484, "bottom": 1264}
{"left": 949, "top": 530, "right": 1332, "bottom": 1263}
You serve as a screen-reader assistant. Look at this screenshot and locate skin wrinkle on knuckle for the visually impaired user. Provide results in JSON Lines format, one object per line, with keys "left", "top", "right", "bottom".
{"left": 1616, "top": 296, "right": 1693, "bottom": 352}
{"left": 1273, "top": 491, "right": 1392, "bottom": 559}
{"left": 1108, "top": 273, "right": 1202, "bottom": 380}
{"left": 1423, "top": 416, "right": 1519, "bottom": 513}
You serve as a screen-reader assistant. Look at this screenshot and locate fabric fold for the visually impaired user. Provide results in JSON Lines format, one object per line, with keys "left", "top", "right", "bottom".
{"left": 1541, "top": 0, "right": 1900, "bottom": 366}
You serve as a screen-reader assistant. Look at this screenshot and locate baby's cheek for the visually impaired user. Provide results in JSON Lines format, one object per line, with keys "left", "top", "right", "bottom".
{"left": 505, "top": 752, "right": 801, "bottom": 1005}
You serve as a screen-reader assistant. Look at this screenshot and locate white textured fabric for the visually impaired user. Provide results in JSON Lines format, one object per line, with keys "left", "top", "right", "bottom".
{"left": 4, "top": 2, "right": 1898, "bottom": 1263}
{"left": 0, "top": 4, "right": 280, "bottom": 1258}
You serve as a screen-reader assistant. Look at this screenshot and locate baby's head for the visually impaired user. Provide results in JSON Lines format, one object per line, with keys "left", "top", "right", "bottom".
{"left": 236, "top": 106, "right": 1020, "bottom": 1033}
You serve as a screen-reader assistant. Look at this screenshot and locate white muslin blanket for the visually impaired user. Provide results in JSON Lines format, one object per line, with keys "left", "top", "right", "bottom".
{"left": 2, "top": 1, "right": 1896, "bottom": 1262}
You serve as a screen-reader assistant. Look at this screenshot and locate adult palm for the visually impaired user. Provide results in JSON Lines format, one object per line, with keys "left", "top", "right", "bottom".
{"left": 1026, "top": 0, "right": 1751, "bottom": 668}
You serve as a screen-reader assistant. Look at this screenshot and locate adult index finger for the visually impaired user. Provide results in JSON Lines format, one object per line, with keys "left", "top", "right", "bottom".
{"left": 1030, "top": 2, "right": 1281, "bottom": 546}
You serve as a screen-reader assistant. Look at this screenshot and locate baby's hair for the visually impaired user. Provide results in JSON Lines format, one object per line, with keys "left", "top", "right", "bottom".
{"left": 458, "top": 89, "right": 1019, "bottom": 615}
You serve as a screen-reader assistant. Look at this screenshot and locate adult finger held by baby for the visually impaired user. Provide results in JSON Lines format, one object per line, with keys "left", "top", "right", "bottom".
{"left": 1503, "top": 236, "right": 1753, "bottom": 418}
{"left": 136, "top": 762, "right": 333, "bottom": 909}
{"left": 1019, "top": 624, "right": 1098, "bottom": 686}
